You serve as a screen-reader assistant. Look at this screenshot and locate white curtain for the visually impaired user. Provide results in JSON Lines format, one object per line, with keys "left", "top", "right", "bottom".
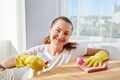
{"left": 59, "top": 0, "right": 120, "bottom": 59}
{"left": 0, "top": 0, "right": 26, "bottom": 60}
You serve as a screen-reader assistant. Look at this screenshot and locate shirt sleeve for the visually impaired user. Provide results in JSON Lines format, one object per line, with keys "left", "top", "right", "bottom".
{"left": 74, "top": 44, "right": 87, "bottom": 56}
{"left": 25, "top": 45, "right": 46, "bottom": 55}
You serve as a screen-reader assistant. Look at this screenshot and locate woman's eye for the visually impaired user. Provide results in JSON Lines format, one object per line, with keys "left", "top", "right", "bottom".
{"left": 57, "top": 30, "right": 60, "bottom": 32}
{"left": 64, "top": 33, "right": 69, "bottom": 35}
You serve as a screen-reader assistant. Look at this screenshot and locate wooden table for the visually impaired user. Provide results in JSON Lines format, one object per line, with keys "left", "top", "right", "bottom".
{"left": 29, "top": 57, "right": 120, "bottom": 80}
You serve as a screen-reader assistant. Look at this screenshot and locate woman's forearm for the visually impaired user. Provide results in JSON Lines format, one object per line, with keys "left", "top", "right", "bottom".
{"left": 1, "top": 55, "right": 16, "bottom": 68}
{"left": 1, "top": 52, "right": 28, "bottom": 69}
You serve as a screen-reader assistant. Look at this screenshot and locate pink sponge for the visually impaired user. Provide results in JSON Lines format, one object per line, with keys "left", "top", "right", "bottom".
{"left": 76, "top": 57, "right": 108, "bottom": 73}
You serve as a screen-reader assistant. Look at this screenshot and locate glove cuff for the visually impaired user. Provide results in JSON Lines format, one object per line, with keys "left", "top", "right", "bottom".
{"left": 95, "top": 50, "right": 109, "bottom": 61}
{"left": 15, "top": 55, "right": 27, "bottom": 68}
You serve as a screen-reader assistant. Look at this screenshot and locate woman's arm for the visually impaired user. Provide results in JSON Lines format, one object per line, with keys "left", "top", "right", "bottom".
{"left": 1, "top": 52, "right": 27, "bottom": 68}
{"left": 1, "top": 52, "right": 48, "bottom": 71}
{"left": 86, "top": 48, "right": 109, "bottom": 56}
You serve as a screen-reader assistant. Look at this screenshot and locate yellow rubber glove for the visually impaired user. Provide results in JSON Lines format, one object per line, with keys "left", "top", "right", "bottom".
{"left": 15, "top": 55, "right": 48, "bottom": 71}
{"left": 83, "top": 50, "right": 109, "bottom": 67}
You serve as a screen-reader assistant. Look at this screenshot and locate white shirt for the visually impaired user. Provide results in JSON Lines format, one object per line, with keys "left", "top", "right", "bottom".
{"left": 21, "top": 45, "right": 87, "bottom": 80}
{"left": 22, "top": 44, "right": 87, "bottom": 79}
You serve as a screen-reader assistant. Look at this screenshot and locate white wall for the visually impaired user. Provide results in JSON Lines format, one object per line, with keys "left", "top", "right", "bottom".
{"left": 25, "top": 0, "right": 57, "bottom": 49}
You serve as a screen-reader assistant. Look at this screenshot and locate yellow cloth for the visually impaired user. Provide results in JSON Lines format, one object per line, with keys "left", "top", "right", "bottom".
{"left": 83, "top": 50, "right": 109, "bottom": 67}
{"left": 15, "top": 54, "right": 48, "bottom": 71}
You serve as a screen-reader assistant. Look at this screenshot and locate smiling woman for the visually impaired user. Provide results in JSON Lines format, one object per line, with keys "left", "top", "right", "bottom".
{"left": 0, "top": 16, "right": 109, "bottom": 80}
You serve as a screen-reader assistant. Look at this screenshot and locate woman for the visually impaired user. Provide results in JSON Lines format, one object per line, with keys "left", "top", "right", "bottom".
{"left": 0, "top": 16, "right": 109, "bottom": 77}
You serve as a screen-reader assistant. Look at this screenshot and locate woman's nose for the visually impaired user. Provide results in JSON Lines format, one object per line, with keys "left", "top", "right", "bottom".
{"left": 58, "top": 32, "right": 64, "bottom": 39}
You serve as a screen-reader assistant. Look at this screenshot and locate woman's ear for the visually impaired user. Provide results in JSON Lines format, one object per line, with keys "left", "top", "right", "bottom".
{"left": 49, "top": 26, "right": 52, "bottom": 32}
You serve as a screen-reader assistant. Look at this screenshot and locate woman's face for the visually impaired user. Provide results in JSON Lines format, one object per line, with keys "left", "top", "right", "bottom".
{"left": 49, "top": 19, "right": 72, "bottom": 46}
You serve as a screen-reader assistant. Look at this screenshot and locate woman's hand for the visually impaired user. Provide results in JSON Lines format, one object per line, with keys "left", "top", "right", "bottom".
{"left": 16, "top": 55, "right": 48, "bottom": 71}
{"left": 83, "top": 50, "right": 109, "bottom": 67}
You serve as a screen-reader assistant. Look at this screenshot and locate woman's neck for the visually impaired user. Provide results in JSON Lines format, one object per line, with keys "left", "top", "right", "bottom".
{"left": 48, "top": 44, "right": 64, "bottom": 56}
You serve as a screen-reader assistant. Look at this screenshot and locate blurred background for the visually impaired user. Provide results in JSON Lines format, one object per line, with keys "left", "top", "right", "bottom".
{"left": 0, "top": 0, "right": 120, "bottom": 80}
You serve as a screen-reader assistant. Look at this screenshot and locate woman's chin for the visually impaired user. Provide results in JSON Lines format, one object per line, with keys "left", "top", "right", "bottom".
{"left": 54, "top": 42, "right": 63, "bottom": 46}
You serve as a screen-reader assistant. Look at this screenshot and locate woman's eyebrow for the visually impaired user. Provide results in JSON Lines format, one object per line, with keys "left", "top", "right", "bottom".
{"left": 56, "top": 27, "right": 61, "bottom": 30}
{"left": 57, "top": 27, "right": 70, "bottom": 33}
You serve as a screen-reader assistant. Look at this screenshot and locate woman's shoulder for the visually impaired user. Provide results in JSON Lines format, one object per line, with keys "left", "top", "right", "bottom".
{"left": 71, "top": 42, "right": 87, "bottom": 49}
{"left": 26, "top": 44, "right": 48, "bottom": 53}
{"left": 73, "top": 43, "right": 87, "bottom": 53}
{"left": 35, "top": 44, "right": 48, "bottom": 50}
{"left": 37, "top": 44, "right": 48, "bottom": 47}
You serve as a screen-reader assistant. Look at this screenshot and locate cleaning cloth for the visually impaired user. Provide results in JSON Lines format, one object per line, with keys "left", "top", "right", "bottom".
{"left": 76, "top": 57, "right": 108, "bottom": 73}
